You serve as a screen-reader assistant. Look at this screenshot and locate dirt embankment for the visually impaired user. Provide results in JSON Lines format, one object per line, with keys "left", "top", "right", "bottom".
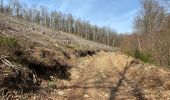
{"left": 0, "top": 34, "right": 101, "bottom": 99}
{"left": 0, "top": 12, "right": 114, "bottom": 99}
{"left": 0, "top": 14, "right": 104, "bottom": 97}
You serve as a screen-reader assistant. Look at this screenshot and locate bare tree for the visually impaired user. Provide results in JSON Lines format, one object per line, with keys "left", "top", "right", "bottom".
{"left": 127, "top": 0, "right": 170, "bottom": 66}
{"left": 0, "top": 0, "right": 3, "bottom": 12}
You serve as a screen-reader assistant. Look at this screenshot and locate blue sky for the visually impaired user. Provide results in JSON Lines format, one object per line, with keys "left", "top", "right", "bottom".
{"left": 21, "top": 0, "right": 140, "bottom": 33}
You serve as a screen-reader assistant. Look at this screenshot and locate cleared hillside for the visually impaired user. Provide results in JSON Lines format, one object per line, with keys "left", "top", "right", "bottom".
{"left": 0, "top": 13, "right": 170, "bottom": 100}
{"left": 0, "top": 13, "right": 115, "bottom": 52}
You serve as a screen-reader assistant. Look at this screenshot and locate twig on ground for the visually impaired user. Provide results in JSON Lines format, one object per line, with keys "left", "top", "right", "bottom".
{"left": 0, "top": 57, "right": 19, "bottom": 74}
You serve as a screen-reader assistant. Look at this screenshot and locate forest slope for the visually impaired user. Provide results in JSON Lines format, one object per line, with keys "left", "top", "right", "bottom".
{"left": 0, "top": 13, "right": 170, "bottom": 100}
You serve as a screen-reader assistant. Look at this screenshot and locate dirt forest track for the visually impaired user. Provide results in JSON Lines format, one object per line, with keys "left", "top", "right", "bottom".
{"left": 53, "top": 51, "right": 170, "bottom": 100}
{"left": 1, "top": 51, "right": 170, "bottom": 100}
{"left": 0, "top": 13, "right": 170, "bottom": 100}
{"left": 68, "top": 52, "right": 124, "bottom": 100}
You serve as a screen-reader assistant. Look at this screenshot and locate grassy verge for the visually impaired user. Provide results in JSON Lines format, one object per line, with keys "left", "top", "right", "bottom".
{"left": 0, "top": 35, "right": 21, "bottom": 50}
{"left": 125, "top": 49, "right": 153, "bottom": 63}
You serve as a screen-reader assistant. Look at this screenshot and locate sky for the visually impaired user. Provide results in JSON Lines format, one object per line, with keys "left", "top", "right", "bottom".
{"left": 21, "top": 0, "right": 141, "bottom": 33}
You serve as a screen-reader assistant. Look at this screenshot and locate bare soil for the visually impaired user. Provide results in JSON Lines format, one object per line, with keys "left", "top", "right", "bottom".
{"left": 66, "top": 52, "right": 170, "bottom": 100}
{"left": 21, "top": 51, "right": 169, "bottom": 100}
{"left": 0, "top": 13, "right": 170, "bottom": 100}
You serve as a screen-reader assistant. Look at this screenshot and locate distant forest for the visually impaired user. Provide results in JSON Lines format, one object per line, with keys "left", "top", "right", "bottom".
{"left": 0, "top": 0, "right": 118, "bottom": 46}
{"left": 0, "top": 0, "right": 170, "bottom": 67}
